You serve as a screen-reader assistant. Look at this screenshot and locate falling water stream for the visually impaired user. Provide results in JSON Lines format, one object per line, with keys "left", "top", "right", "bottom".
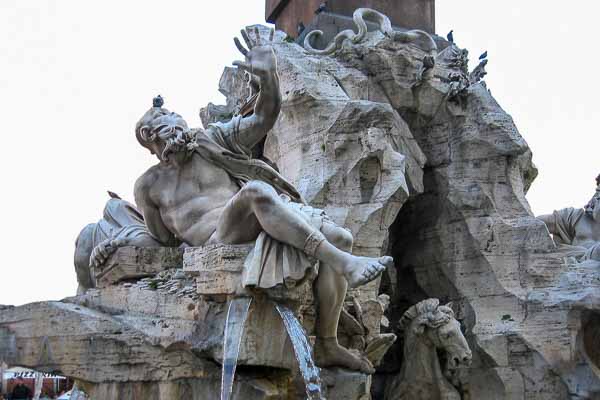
{"left": 275, "top": 303, "right": 325, "bottom": 400}
{"left": 69, "top": 385, "right": 88, "bottom": 400}
{"left": 220, "top": 297, "right": 253, "bottom": 400}
{"left": 33, "top": 372, "right": 43, "bottom": 400}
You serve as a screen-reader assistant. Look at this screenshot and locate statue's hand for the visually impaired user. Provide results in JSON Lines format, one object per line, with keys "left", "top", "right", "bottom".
{"left": 233, "top": 27, "right": 277, "bottom": 81}
{"left": 89, "top": 238, "right": 126, "bottom": 269}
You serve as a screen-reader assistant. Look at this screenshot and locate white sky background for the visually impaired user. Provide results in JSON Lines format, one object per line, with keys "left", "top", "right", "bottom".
{"left": 0, "top": 1, "right": 597, "bottom": 305}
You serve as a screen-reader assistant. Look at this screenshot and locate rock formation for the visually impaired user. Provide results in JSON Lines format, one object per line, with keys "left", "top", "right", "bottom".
{"left": 1, "top": 7, "right": 600, "bottom": 400}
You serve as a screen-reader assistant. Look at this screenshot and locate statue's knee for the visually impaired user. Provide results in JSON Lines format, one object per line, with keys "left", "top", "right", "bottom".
{"left": 244, "top": 181, "right": 278, "bottom": 207}
{"left": 329, "top": 227, "right": 353, "bottom": 252}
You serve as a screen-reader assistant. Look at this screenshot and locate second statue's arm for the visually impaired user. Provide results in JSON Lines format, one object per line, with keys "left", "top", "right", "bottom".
{"left": 134, "top": 173, "right": 181, "bottom": 247}
{"left": 230, "top": 28, "right": 282, "bottom": 149}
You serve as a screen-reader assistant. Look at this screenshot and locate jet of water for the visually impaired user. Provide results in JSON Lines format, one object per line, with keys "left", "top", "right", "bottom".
{"left": 275, "top": 303, "right": 325, "bottom": 400}
{"left": 33, "top": 372, "right": 43, "bottom": 400}
{"left": 221, "top": 297, "right": 253, "bottom": 400}
{"left": 69, "top": 385, "right": 89, "bottom": 400}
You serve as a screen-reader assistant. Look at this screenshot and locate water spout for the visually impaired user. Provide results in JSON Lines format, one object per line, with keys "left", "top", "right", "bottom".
{"left": 275, "top": 303, "right": 325, "bottom": 400}
{"left": 0, "top": 361, "right": 6, "bottom": 396}
{"left": 220, "top": 297, "right": 253, "bottom": 400}
{"left": 69, "top": 385, "right": 88, "bottom": 400}
{"left": 33, "top": 372, "right": 43, "bottom": 400}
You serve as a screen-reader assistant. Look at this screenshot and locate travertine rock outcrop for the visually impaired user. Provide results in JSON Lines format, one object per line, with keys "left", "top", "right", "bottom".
{"left": 206, "top": 23, "right": 600, "bottom": 399}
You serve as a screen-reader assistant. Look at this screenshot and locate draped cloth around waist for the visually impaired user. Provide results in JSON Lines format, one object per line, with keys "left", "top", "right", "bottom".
{"left": 242, "top": 196, "right": 332, "bottom": 290}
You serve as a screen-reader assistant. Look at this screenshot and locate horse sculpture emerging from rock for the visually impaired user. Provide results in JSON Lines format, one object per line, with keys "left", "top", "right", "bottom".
{"left": 385, "top": 298, "right": 472, "bottom": 400}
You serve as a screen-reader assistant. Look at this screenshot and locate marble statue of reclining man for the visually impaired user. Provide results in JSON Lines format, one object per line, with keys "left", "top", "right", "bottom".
{"left": 538, "top": 174, "right": 600, "bottom": 261}
{"left": 77, "top": 28, "right": 393, "bottom": 374}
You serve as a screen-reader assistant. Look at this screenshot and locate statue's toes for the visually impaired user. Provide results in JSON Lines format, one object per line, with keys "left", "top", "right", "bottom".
{"left": 350, "top": 262, "right": 385, "bottom": 288}
{"left": 358, "top": 356, "right": 375, "bottom": 374}
{"left": 378, "top": 256, "right": 394, "bottom": 268}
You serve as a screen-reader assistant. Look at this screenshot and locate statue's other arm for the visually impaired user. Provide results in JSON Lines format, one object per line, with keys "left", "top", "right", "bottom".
{"left": 134, "top": 173, "right": 180, "bottom": 247}
{"left": 225, "top": 28, "right": 282, "bottom": 149}
{"left": 235, "top": 66, "right": 281, "bottom": 149}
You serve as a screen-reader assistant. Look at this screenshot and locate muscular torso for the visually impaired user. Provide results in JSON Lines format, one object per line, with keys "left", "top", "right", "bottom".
{"left": 142, "top": 153, "right": 240, "bottom": 246}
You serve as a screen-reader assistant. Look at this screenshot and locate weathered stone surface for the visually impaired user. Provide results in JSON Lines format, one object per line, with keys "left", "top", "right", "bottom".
{"left": 95, "top": 246, "right": 183, "bottom": 288}
{"left": 0, "top": 301, "right": 213, "bottom": 383}
{"left": 322, "top": 368, "right": 371, "bottom": 400}
{"left": 77, "top": 372, "right": 290, "bottom": 400}
{"left": 184, "top": 244, "right": 314, "bottom": 306}
{"left": 381, "top": 42, "right": 600, "bottom": 400}
{"left": 184, "top": 244, "right": 253, "bottom": 295}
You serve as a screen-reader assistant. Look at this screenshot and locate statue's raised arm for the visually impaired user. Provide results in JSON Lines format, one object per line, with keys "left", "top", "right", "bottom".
{"left": 225, "top": 27, "right": 281, "bottom": 149}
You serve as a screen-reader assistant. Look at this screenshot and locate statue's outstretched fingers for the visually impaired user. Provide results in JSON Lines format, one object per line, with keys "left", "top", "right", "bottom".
{"left": 234, "top": 37, "right": 249, "bottom": 56}
{"left": 254, "top": 26, "right": 262, "bottom": 46}
{"left": 241, "top": 29, "right": 253, "bottom": 49}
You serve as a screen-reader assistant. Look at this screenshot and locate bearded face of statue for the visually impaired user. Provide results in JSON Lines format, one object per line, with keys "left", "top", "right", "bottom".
{"left": 137, "top": 110, "right": 197, "bottom": 163}
{"left": 585, "top": 194, "right": 600, "bottom": 221}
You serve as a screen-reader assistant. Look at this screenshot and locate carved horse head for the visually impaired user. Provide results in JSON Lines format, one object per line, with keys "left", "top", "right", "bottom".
{"left": 399, "top": 298, "right": 472, "bottom": 371}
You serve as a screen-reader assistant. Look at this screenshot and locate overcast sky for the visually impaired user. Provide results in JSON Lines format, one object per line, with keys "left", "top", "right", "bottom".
{"left": 1, "top": 1, "right": 597, "bottom": 305}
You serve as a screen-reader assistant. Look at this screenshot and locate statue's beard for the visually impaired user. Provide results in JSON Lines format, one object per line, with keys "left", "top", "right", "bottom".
{"left": 158, "top": 128, "right": 198, "bottom": 162}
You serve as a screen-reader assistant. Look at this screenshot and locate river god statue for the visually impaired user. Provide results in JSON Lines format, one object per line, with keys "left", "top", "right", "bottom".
{"left": 538, "top": 174, "right": 600, "bottom": 261}
{"left": 78, "top": 28, "right": 393, "bottom": 374}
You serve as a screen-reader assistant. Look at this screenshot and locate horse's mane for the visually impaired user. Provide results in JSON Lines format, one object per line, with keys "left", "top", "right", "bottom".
{"left": 398, "top": 298, "right": 454, "bottom": 331}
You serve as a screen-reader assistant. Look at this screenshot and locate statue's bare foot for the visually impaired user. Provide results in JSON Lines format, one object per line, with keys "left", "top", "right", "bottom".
{"left": 343, "top": 255, "right": 393, "bottom": 288}
{"left": 314, "top": 337, "right": 375, "bottom": 374}
{"left": 89, "top": 239, "right": 124, "bottom": 268}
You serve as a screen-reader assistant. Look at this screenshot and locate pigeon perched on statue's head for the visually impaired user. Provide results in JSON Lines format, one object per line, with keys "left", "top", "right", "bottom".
{"left": 153, "top": 95, "right": 164, "bottom": 108}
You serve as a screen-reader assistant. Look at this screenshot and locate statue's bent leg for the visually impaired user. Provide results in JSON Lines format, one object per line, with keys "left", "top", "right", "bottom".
{"left": 215, "top": 181, "right": 316, "bottom": 245}
{"left": 314, "top": 223, "right": 375, "bottom": 374}
{"left": 215, "top": 180, "right": 393, "bottom": 287}
{"left": 315, "top": 223, "right": 352, "bottom": 339}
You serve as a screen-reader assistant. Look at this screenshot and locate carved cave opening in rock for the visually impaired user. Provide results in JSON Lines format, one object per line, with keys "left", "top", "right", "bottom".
{"left": 583, "top": 311, "right": 600, "bottom": 376}
{"left": 373, "top": 169, "right": 483, "bottom": 400}
{"left": 359, "top": 156, "right": 382, "bottom": 203}
{"left": 373, "top": 181, "right": 433, "bottom": 399}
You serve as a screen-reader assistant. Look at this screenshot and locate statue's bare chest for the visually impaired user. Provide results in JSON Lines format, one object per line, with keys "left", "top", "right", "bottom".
{"left": 151, "top": 156, "right": 238, "bottom": 210}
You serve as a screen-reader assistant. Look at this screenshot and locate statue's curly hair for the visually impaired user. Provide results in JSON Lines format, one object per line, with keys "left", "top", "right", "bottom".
{"left": 134, "top": 97, "right": 197, "bottom": 162}
{"left": 398, "top": 298, "right": 454, "bottom": 331}
{"left": 135, "top": 107, "right": 171, "bottom": 148}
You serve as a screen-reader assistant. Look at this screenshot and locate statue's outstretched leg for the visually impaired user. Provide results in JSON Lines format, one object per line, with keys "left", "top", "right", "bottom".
{"left": 215, "top": 181, "right": 393, "bottom": 287}
{"left": 313, "top": 223, "right": 375, "bottom": 374}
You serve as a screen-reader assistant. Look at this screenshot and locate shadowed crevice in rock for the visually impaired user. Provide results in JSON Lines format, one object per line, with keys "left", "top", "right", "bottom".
{"left": 583, "top": 311, "right": 600, "bottom": 375}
